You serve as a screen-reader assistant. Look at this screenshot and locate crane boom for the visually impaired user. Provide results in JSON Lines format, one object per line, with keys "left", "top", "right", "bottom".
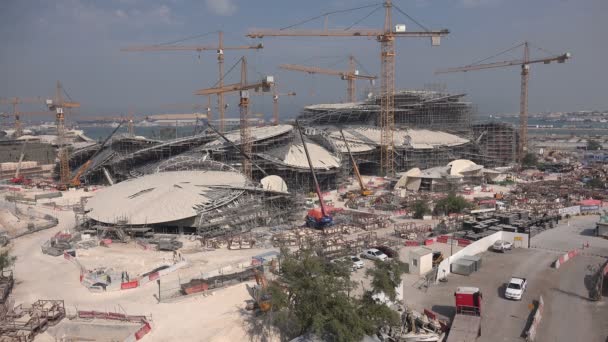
{"left": 339, "top": 129, "right": 371, "bottom": 196}
{"left": 121, "top": 43, "right": 262, "bottom": 52}
{"left": 70, "top": 121, "right": 124, "bottom": 187}
{"left": 296, "top": 120, "right": 331, "bottom": 226}
{"left": 194, "top": 79, "right": 272, "bottom": 95}
{"left": 435, "top": 53, "right": 570, "bottom": 74}
{"left": 248, "top": 29, "right": 448, "bottom": 38}
{"left": 279, "top": 64, "right": 376, "bottom": 80}
{"left": 14, "top": 139, "right": 28, "bottom": 179}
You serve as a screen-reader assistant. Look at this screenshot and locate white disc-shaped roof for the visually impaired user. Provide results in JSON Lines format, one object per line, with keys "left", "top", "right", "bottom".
{"left": 86, "top": 170, "right": 247, "bottom": 225}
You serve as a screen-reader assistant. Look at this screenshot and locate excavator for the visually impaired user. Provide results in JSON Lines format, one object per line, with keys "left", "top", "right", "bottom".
{"left": 69, "top": 121, "right": 124, "bottom": 187}
{"left": 296, "top": 120, "right": 334, "bottom": 229}
{"left": 339, "top": 129, "right": 372, "bottom": 197}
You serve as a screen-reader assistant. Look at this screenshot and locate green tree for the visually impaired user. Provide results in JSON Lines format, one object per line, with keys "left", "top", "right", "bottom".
{"left": 586, "top": 178, "right": 605, "bottom": 189}
{"left": 587, "top": 139, "right": 602, "bottom": 151}
{"left": 521, "top": 152, "right": 538, "bottom": 168}
{"left": 267, "top": 249, "right": 368, "bottom": 342}
{"left": 365, "top": 259, "right": 407, "bottom": 301}
{"left": 433, "top": 192, "right": 472, "bottom": 215}
{"left": 0, "top": 251, "right": 16, "bottom": 274}
{"left": 411, "top": 200, "right": 430, "bottom": 219}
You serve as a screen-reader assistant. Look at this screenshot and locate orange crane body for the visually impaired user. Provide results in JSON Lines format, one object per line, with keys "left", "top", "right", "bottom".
{"left": 435, "top": 44, "right": 570, "bottom": 162}
{"left": 248, "top": 0, "right": 449, "bottom": 176}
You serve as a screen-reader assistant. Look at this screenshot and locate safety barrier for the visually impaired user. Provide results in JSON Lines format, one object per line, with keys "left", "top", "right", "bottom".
{"left": 120, "top": 280, "right": 139, "bottom": 290}
{"left": 525, "top": 295, "right": 544, "bottom": 341}
{"left": 404, "top": 241, "right": 420, "bottom": 247}
{"left": 424, "top": 238, "right": 434, "bottom": 246}
{"left": 436, "top": 236, "right": 449, "bottom": 243}
{"left": 553, "top": 249, "right": 580, "bottom": 269}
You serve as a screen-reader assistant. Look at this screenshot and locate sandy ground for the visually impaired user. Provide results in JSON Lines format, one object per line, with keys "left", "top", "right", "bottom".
{"left": 4, "top": 199, "right": 274, "bottom": 342}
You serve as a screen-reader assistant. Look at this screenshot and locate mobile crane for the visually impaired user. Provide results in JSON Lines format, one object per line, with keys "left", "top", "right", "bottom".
{"left": 339, "top": 129, "right": 372, "bottom": 197}
{"left": 296, "top": 120, "right": 333, "bottom": 229}
{"left": 69, "top": 121, "right": 124, "bottom": 187}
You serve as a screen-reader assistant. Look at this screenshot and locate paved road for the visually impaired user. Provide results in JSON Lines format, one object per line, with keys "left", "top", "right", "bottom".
{"left": 407, "top": 215, "right": 608, "bottom": 342}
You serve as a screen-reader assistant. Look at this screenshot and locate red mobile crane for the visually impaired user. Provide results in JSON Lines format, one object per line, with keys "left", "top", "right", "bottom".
{"left": 295, "top": 120, "right": 333, "bottom": 229}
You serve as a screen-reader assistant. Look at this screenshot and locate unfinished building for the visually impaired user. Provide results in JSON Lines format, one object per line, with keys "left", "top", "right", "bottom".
{"left": 472, "top": 122, "right": 518, "bottom": 167}
{"left": 299, "top": 90, "right": 473, "bottom": 135}
{"left": 84, "top": 159, "right": 302, "bottom": 236}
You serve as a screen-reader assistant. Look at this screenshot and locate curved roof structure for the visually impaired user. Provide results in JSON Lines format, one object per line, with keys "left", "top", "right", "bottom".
{"left": 448, "top": 159, "right": 481, "bottom": 176}
{"left": 327, "top": 126, "right": 470, "bottom": 153}
{"left": 259, "top": 140, "right": 341, "bottom": 170}
{"left": 204, "top": 124, "right": 293, "bottom": 149}
{"left": 86, "top": 170, "right": 247, "bottom": 225}
{"left": 261, "top": 175, "right": 288, "bottom": 193}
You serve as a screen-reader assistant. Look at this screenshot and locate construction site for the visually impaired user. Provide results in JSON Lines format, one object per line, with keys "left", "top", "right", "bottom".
{"left": 0, "top": 1, "right": 606, "bottom": 341}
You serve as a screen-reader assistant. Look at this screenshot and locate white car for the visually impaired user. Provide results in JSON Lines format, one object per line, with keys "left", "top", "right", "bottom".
{"left": 361, "top": 248, "right": 388, "bottom": 261}
{"left": 505, "top": 277, "right": 527, "bottom": 300}
{"left": 493, "top": 240, "right": 513, "bottom": 252}
{"left": 349, "top": 256, "right": 364, "bottom": 269}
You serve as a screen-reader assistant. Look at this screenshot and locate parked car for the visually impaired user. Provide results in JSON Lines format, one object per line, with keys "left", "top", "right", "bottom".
{"left": 349, "top": 255, "right": 364, "bottom": 269}
{"left": 492, "top": 240, "right": 513, "bottom": 253}
{"left": 361, "top": 248, "right": 388, "bottom": 261}
{"left": 505, "top": 277, "right": 527, "bottom": 300}
{"left": 373, "top": 245, "right": 398, "bottom": 258}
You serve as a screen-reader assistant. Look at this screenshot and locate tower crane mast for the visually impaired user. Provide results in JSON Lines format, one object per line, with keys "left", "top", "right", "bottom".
{"left": 248, "top": 0, "right": 448, "bottom": 176}
{"left": 46, "top": 81, "right": 80, "bottom": 186}
{"left": 194, "top": 57, "right": 274, "bottom": 179}
{"left": 435, "top": 42, "right": 570, "bottom": 162}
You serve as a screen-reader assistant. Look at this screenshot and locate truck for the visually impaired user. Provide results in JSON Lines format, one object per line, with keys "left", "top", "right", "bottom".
{"left": 446, "top": 286, "right": 482, "bottom": 342}
{"left": 505, "top": 277, "right": 527, "bottom": 300}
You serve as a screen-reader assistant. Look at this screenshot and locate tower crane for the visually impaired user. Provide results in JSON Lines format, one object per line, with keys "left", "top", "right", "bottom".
{"left": 435, "top": 42, "right": 570, "bottom": 162}
{"left": 194, "top": 56, "right": 274, "bottom": 179}
{"left": 122, "top": 31, "right": 263, "bottom": 133}
{"left": 280, "top": 55, "right": 376, "bottom": 102}
{"left": 248, "top": 0, "right": 448, "bottom": 176}
{"left": 253, "top": 82, "right": 296, "bottom": 125}
{"left": 0, "top": 97, "right": 46, "bottom": 137}
{"left": 46, "top": 81, "right": 80, "bottom": 186}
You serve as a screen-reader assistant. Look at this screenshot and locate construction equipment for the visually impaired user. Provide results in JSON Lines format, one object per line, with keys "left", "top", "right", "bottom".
{"left": 435, "top": 42, "right": 570, "bottom": 162}
{"left": 248, "top": 1, "right": 449, "bottom": 176}
{"left": 446, "top": 287, "right": 483, "bottom": 342}
{"left": 254, "top": 82, "right": 296, "bottom": 125}
{"left": 195, "top": 57, "right": 274, "bottom": 179}
{"left": 46, "top": 81, "right": 81, "bottom": 185}
{"left": 296, "top": 120, "right": 333, "bottom": 229}
{"left": 280, "top": 55, "right": 376, "bottom": 102}
{"left": 122, "top": 31, "right": 263, "bottom": 133}
{"left": 0, "top": 97, "right": 46, "bottom": 137}
{"left": 339, "top": 129, "right": 372, "bottom": 196}
{"left": 70, "top": 121, "right": 124, "bottom": 187}
{"left": 10, "top": 139, "right": 29, "bottom": 184}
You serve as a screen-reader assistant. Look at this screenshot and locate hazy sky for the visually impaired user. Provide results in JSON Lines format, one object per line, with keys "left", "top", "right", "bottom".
{"left": 0, "top": 0, "right": 606, "bottom": 122}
